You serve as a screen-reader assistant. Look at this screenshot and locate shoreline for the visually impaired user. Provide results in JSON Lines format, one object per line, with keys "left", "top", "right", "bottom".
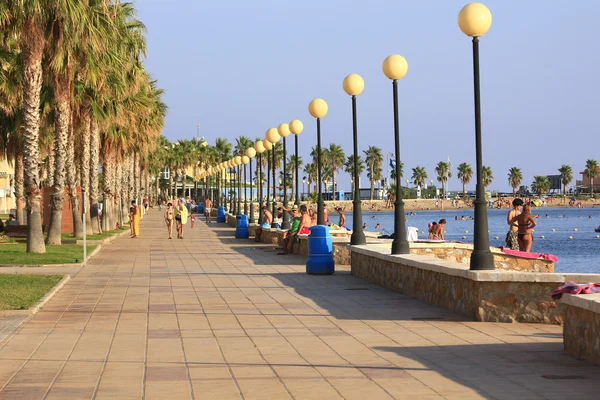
{"left": 315, "top": 199, "right": 600, "bottom": 213}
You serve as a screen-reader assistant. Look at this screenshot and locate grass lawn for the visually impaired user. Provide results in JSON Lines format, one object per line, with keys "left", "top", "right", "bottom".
{"left": 0, "top": 214, "right": 9, "bottom": 220}
{"left": 0, "top": 274, "right": 64, "bottom": 310}
{"left": 62, "top": 228, "right": 124, "bottom": 241}
{"left": 0, "top": 243, "right": 96, "bottom": 265}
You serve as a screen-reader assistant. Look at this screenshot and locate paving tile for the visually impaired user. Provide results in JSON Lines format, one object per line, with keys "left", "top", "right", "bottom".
{"left": 1, "top": 211, "right": 597, "bottom": 399}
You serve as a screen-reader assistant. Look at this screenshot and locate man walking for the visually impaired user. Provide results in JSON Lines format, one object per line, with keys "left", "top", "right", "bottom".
{"left": 204, "top": 197, "right": 213, "bottom": 223}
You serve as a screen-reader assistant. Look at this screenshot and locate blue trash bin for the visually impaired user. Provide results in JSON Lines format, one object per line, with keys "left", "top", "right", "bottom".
{"left": 235, "top": 214, "right": 249, "bottom": 239}
{"left": 217, "top": 206, "right": 226, "bottom": 222}
{"left": 197, "top": 202, "right": 204, "bottom": 214}
{"left": 306, "top": 225, "right": 335, "bottom": 274}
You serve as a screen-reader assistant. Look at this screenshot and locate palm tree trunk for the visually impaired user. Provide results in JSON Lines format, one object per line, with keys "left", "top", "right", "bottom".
{"left": 102, "top": 152, "right": 113, "bottom": 232}
{"left": 15, "top": 154, "right": 25, "bottom": 225}
{"left": 182, "top": 169, "right": 187, "bottom": 199}
{"left": 116, "top": 160, "right": 123, "bottom": 229}
{"left": 133, "top": 152, "right": 139, "bottom": 205}
{"left": 592, "top": 178, "right": 594, "bottom": 196}
{"left": 463, "top": 183, "right": 467, "bottom": 200}
{"left": 47, "top": 147, "right": 55, "bottom": 188}
{"left": 128, "top": 154, "right": 134, "bottom": 204}
{"left": 89, "top": 119, "right": 101, "bottom": 234}
{"left": 66, "top": 118, "right": 83, "bottom": 238}
{"left": 80, "top": 114, "right": 93, "bottom": 234}
{"left": 46, "top": 75, "right": 70, "bottom": 245}
{"left": 21, "top": 26, "right": 46, "bottom": 253}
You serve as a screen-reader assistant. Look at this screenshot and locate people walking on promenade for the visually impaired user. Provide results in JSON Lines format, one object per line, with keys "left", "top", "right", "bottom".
{"left": 175, "top": 199, "right": 188, "bottom": 239}
{"left": 164, "top": 202, "right": 174, "bottom": 239}
{"left": 130, "top": 200, "right": 140, "bottom": 238}
{"left": 204, "top": 197, "right": 213, "bottom": 223}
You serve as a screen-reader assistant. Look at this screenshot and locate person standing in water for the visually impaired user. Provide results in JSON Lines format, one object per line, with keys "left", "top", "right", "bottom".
{"left": 505, "top": 198, "right": 523, "bottom": 250}
{"left": 510, "top": 203, "right": 537, "bottom": 252}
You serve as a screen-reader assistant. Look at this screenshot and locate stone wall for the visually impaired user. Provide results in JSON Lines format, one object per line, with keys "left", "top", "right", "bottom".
{"left": 408, "top": 243, "right": 554, "bottom": 273}
{"left": 350, "top": 246, "right": 600, "bottom": 324}
{"left": 562, "top": 294, "right": 600, "bottom": 364}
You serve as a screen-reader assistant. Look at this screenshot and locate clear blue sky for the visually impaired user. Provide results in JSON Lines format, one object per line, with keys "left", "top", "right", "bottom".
{"left": 136, "top": 0, "right": 600, "bottom": 192}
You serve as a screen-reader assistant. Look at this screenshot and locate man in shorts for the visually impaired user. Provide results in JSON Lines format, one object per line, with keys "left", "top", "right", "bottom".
{"left": 254, "top": 206, "right": 272, "bottom": 242}
{"left": 204, "top": 197, "right": 213, "bottom": 223}
{"left": 281, "top": 205, "right": 309, "bottom": 254}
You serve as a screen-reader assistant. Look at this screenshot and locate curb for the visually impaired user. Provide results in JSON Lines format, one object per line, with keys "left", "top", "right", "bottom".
{"left": 0, "top": 274, "right": 71, "bottom": 317}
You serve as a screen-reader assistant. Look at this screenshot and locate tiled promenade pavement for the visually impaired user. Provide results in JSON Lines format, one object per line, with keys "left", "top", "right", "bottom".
{"left": 0, "top": 210, "right": 598, "bottom": 399}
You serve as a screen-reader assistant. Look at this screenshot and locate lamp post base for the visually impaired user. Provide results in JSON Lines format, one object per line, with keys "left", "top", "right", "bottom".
{"left": 470, "top": 250, "right": 495, "bottom": 270}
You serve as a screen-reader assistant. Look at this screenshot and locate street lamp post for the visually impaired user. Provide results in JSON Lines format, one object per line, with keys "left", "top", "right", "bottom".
{"left": 229, "top": 160, "right": 235, "bottom": 213}
{"left": 246, "top": 148, "right": 257, "bottom": 223}
{"left": 254, "top": 140, "right": 265, "bottom": 224}
{"left": 459, "top": 2, "right": 495, "bottom": 271}
{"left": 343, "top": 73, "right": 366, "bottom": 246}
{"left": 308, "top": 98, "right": 328, "bottom": 225}
{"left": 278, "top": 123, "right": 291, "bottom": 229}
{"left": 290, "top": 120, "right": 304, "bottom": 206}
{"left": 242, "top": 155, "right": 250, "bottom": 215}
{"left": 302, "top": 177, "right": 306, "bottom": 200}
{"left": 263, "top": 139, "right": 272, "bottom": 214}
{"left": 383, "top": 54, "right": 410, "bottom": 254}
{"left": 266, "top": 128, "right": 281, "bottom": 229}
{"left": 234, "top": 156, "right": 242, "bottom": 215}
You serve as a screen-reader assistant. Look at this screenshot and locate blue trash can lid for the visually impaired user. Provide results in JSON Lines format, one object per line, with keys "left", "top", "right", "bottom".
{"left": 309, "top": 225, "right": 330, "bottom": 235}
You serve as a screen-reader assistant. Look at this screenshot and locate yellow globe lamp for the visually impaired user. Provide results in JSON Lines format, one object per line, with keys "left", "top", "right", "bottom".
{"left": 246, "top": 147, "right": 256, "bottom": 158}
{"left": 289, "top": 119, "right": 303, "bottom": 135}
{"left": 254, "top": 140, "right": 265, "bottom": 153}
{"left": 200, "top": 141, "right": 208, "bottom": 147}
{"left": 278, "top": 123, "right": 291, "bottom": 138}
{"left": 342, "top": 73, "right": 365, "bottom": 96}
{"left": 242, "top": 155, "right": 250, "bottom": 165}
{"left": 266, "top": 128, "right": 280, "bottom": 143}
{"left": 458, "top": 3, "right": 492, "bottom": 37}
{"left": 234, "top": 155, "right": 242, "bottom": 165}
{"left": 308, "top": 98, "right": 328, "bottom": 119}
{"left": 382, "top": 55, "right": 408, "bottom": 81}
{"left": 263, "top": 139, "right": 273, "bottom": 151}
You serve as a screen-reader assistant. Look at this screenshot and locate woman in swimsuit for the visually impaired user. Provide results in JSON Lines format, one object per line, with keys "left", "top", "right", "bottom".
{"left": 164, "top": 202, "right": 174, "bottom": 239}
{"left": 510, "top": 203, "right": 537, "bottom": 252}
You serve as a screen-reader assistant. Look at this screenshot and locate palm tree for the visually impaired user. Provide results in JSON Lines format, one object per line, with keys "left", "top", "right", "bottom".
{"left": 364, "top": 146, "right": 383, "bottom": 200}
{"left": 435, "top": 161, "right": 452, "bottom": 198}
{"left": 287, "top": 154, "right": 303, "bottom": 200}
{"left": 390, "top": 161, "right": 404, "bottom": 181}
{"left": 456, "top": 162, "right": 473, "bottom": 199}
{"left": 344, "top": 155, "right": 365, "bottom": 187}
{"left": 324, "top": 143, "right": 345, "bottom": 199}
{"left": 482, "top": 166, "right": 494, "bottom": 190}
{"left": 507, "top": 167, "right": 523, "bottom": 197}
{"left": 411, "top": 166, "right": 428, "bottom": 190}
{"left": 531, "top": 176, "right": 550, "bottom": 196}
{"left": 584, "top": 159, "right": 599, "bottom": 196}
{"left": 303, "top": 162, "right": 317, "bottom": 193}
{"left": 558, "top": 165, "right": 573, "bottom": 201}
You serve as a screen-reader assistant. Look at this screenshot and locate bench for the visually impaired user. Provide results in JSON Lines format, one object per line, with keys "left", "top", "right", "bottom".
{"left": 4, "top": 225, "right": 46, "bottom": 238}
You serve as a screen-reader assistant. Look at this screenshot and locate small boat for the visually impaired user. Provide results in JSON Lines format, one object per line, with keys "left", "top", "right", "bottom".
{"left": 595, "top": 226, "right": 600, "bottom": 233}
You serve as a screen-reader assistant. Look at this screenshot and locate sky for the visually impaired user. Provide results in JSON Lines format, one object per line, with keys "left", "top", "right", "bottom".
{"left": 135, "top": 0, "right": 600, "bottom": 193}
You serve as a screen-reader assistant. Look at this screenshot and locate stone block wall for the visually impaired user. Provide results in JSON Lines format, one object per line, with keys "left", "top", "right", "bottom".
{"left": 410, "top": 245, "right": 554, "bottom": 273}
{"left": 562, "top": 295, "right": 600, "bottom": 365}
{"left": 351, "top": 249, "right": 567, "bottom": 324}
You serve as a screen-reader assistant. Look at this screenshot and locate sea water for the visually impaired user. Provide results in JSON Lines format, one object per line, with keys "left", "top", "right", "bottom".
{"left": 343, "top": 207, "right": 600, "bottom": 273}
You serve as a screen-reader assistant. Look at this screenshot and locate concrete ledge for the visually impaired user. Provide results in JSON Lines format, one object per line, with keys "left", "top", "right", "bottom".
{"left": 562, "top": 294, "right": 600, "bottom": 364}
{"left": 369, "top": 241, "right": 555, "bottom": 273}
{"left": 350, "top": 245, "right": 600, "bottom": 324}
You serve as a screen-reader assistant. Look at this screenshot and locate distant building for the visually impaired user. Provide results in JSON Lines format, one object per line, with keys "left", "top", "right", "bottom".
{"left": 0, "top": 160, "right": 16, "bottom": 214}
{"left": 545, "top": 175, "right": 562, "bottom": 192}
{"left": 579, "top": 167, "right": 600, "bottom": 192}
